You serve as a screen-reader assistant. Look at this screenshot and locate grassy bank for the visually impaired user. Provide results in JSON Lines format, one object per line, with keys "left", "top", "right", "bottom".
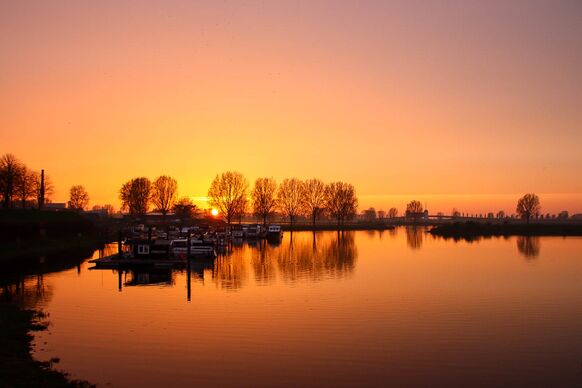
{"left": 0, "top": 302, "right": 93, "bottom": 387}
{"left": 429, "top": 222, "right": 582, "bottom": 240}
{"left": 0, "top": 236, "right": 105, "bottom": 263}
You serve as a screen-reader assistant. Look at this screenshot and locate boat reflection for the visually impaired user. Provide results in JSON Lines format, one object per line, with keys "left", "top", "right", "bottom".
{"left": 123, "top": 269, "right": 174, "bottom": 287}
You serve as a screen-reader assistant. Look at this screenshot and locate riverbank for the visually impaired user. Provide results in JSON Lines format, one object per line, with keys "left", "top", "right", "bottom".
{"left": 429, "top": 222, "right": 582, "bottom": 240}
{"left": 281, "top": 223, "right": 395, "bottom": 231}
{"left": 0, "top": 236, "right": 105, "bottom": 263}
{"left": 0, "top": 302, "right": 94, "bottom": 387}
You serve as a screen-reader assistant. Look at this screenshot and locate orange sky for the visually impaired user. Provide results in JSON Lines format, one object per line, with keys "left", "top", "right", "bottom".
{"left": 1, "top": 1, "right": 581, "bottom": 214}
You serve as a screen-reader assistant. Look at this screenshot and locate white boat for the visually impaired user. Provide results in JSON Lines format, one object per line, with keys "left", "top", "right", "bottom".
{"left": 267, "top": 225, "right": 282, "bottom": 239}
{"left": 246, "top": 224, "right": 264, "bottom": 239}
{"left": 231, "top": 225, "right": 244, "bottom": 238}
{"left": 170, "top": 238, "right": 216, "bottom": 258}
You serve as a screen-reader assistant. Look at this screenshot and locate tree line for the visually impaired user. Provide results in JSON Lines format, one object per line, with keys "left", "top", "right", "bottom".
{"left": 0, "top": 154, "right": 54, "bottom": 209}
{"left": 208, "top": 171, "right": 358, "bottom": 226}
{"left": 117, "top": 171, "right": 358, "bottom": 226}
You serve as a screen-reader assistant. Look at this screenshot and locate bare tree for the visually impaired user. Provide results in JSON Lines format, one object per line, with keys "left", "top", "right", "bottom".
{"left": 68, "top": 185, "right": 90, "bottom": 210}
{"left": 0, "top": 153, "right": 24, "bottom": 208}
{"left": 207, "top": 171, "right": 248, "bottom": 226}
{"left": 151, "top": 175, "right": 178, "bottom": 216}
{"left": 31, "top": 170, "right": 54, "bottom": 208}
{"left": 406, "top": 200, "right": 423, "bottom": 221}
{"left": 120, "top": 177, "right": 151, "bottom": 216}
{"left": 234, "top": 195, "right": 248, "bottom": 224}
{"left": 388, "top": 207, "right": 398, "bottom": 218}
{"left": 325, "top": 182, "right": 358, "bottom": 226}
{"left": 516, "top": 193, "right": 541, "bottom": 224}
{"left": 14, "top": 166, "right": 36, "bottom": 209}
{"left": 277, "top": 178, "right": 304, "bottom": 227}
{"left": 301, "top": 178, "right": 327, "bottom": 226}
{"left": 252, "top": 177, "right": 277, "bottom": 225}
{"left": 173, "top": 197, "right": 199, "bottom": 222}
{"left": 92, "top": 204, "right": 115, "bottom": 215}
{"left": 103, "top": 204, "right": 115, "bottom": 215}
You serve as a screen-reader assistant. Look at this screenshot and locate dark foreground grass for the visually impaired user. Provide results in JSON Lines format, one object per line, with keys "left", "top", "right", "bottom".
{"left": 0, "top": 302, "right": 94, "bottom": 388}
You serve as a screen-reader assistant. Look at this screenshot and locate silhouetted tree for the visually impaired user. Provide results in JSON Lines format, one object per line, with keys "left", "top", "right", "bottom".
{"left": 151, "top": 175, "right": 178, "bottom": 216}
{"left": 14, "top": 166, "right": 36, "bottom": 208}
{"left": 516, "top": 193, "right": 541, "bottom": 224}
{"left": 377, "top": 210, "right": 386, "bottom": 219}
{"left": 92, "top": 204, "right": 115, "bottom": 215}
{"left": 68, "top": 185, "right": 89, "bottom": 210}
{"left": 120, "top": 177, "right": 151, "bottom": 216}
{"left": 301, "top": 178, "right": 327, "bottom": 226}
{"left": 451, "top": 208, "right": 461, "bottom": 218}
{"left": 277, "top": 178, "right": 304, "bottom": 227}
{"left": 496, "top": 210, "right": 505, "bottom": 219}
{"left": 208, "top": 171, "right": 248, "bottom": 225}
{"left": 252, "top": 177, "right": 277, "bottom": 225}
{"left": 325, "top": 182, "right": 358, "bottom": 226}
{"left": 388, "top": 207, "right": 398, "bottom": 218}
{"left": 103, "top": 204, "right": 115, "bottom": 215}
{"left": 234, "top": 195, "right": 248, "bottom": 224}
{"left": 31, "top": 170, "right": 54, "bottom": 208}
{"left": 0, "top": 153, "right": 23, "bottom": 208}
{"left": 173, "top": 197, "right": 198, "bottom": 222}
{"left": 406, "top": 200, "right": 423, "bottom": 214}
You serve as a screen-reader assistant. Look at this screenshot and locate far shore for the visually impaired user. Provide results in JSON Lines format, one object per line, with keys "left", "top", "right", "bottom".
{"left": 429, "top": 222, "right": 582, "bottom": 240}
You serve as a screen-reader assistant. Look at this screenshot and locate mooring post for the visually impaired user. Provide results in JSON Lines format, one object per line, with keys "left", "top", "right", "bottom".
{"left": 118, "top": 230, "right": 123, "bottom": 258}
{"left": 187, "top": 233, "right": 192, "bottom": 301}
{"left": 187, "top": 234, "right": 191, "bottom": 260}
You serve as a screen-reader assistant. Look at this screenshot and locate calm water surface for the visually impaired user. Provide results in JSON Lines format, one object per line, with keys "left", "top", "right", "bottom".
{"left": 3, "top": 229, "right": 582, "bottom": 387}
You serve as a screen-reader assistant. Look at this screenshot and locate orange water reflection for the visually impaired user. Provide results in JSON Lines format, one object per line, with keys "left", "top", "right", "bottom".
{"left": 2, "top": 229, "right": 582, "bottom": 387}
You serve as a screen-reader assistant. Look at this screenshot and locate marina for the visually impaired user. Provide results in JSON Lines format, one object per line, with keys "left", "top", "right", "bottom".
{"left": 89, "top": 224, "right": 285, "bottom": 269}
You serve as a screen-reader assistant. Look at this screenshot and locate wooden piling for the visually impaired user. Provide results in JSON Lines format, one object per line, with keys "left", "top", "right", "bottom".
{"left": 118, "top": 230, "right": 123, "bottom": 258}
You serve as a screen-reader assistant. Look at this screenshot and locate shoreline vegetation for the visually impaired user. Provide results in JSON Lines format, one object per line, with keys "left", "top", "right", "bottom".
{"left": 0, "top": 210, "right": 107, "bottom": 263}
{"left": 429, "top": 222, "right": 582, "bottom": 240}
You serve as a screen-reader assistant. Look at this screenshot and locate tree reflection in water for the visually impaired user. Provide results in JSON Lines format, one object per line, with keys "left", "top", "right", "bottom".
{"left": 0, "top": 274, "right": 53, "bottom": 309}
{"left": 213, "top": 249, "right": 249, "bottom": 291}
{"left": 275, "top": 231, "right": 357, "bottom": 283}
{"left": 406, "top": 227, "right": 423, "bottom": 250}
{"left": 211, "top": 231, "right": 358, "bottom": 289}
{"left": 516, "top": 236, "right": 541, "bottom": 259}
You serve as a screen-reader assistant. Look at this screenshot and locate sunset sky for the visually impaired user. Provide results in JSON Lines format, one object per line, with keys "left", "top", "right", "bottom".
{"left": 1, "top": 1, "right": 581, "bottom": 214}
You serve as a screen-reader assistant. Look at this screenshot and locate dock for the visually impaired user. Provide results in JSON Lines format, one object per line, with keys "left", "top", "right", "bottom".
{"left": 89, "top": 254, "right": 212, "bottom": 270}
